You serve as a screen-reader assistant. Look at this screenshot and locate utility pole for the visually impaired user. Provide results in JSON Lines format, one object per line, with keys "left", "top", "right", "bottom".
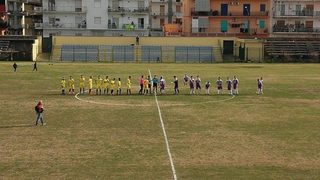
{"left": 168, "top": 0, "right": 173, "bottom": 23}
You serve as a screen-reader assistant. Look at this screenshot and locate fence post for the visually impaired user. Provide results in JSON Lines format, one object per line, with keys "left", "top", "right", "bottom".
{"left": 187, "top": 47, "right": 189, "bottom": 63}
{"left": 73, "top": 46, "right": 75, "bottom": 62}
{"left": 198, "top": 47, "right": 201, "bottom": 63}
{"left": 85, "top": 47, "right": 88, "bottom": 62}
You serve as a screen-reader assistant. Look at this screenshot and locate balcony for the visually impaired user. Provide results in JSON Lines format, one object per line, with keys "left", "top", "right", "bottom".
{"left": 22, "top": 0, "right": 41, "bottom": 5}
{"left": 35, "top": 22, "right": 87, "bottom": 29}
{"left": 151, "top": 12, "right": 168, "bottom": 17}
{"left": 273, "top": 26, "right": 320, "bottom": 33}
{"left": 191, "top": 9, "right": 269, "bottom": 17}
{"left": 41, "top": 6, "right": 87, "bottom": 14}
{"left": 273, "top": 10, "right": 320, "bottom": 17}
{"left": 108, "top": 23, "right": 149, "bottom": 30}
{"left": 108, "top": 7, "right": 149, "bottom": 15}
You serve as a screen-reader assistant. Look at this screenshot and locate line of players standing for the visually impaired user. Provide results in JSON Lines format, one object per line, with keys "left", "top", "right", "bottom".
{"left": 60, "top": 74, "right": 263, "bottom": 95}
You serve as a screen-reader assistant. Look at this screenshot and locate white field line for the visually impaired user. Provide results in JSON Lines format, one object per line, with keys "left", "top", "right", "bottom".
{"left": 74, "top": 93, "right": 235, "bottom": 107}
{"left": 148, "top": 69, "right": 177, "bottom": 180}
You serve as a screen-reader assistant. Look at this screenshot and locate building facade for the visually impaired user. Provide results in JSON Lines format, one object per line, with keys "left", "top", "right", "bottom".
{"left": 107, "top": 0, "right": 149, "bottom": 36}
{"left": 182, "top": 0, "right": 270, "bottom": 37}
{"left": 37, "top": 0, "right": 150, "bottom": 37}
{"left": 271, "top": 0, "right": 320, "bottom": 38}
{"left": 6, "top": 0, "right": 42, "bottom": 35}
{"left": 149, "top": 0, "right": 182, "bottom": 32}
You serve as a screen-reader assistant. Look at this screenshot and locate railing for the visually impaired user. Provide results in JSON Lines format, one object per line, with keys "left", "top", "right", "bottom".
{"left": 151, "top": 12, "right": 168, "bottom": 16}
{"left": 36, "top": 22, "right": 87, "bottom": 29}
{"left": 191, "top": 10, "right": 268, "bottom": 17}
{"left": 273, "top": 26, "right": 320, "bottom": 33}
{"left": 108, "top": 23, "right": 149, "bottom": 30}
{"left": 273, "top": 10, "right": 320, "bottom": 17}
{"left": 108, "top": 7, "right": 149, "bottom": 13}
{"left": 41, "top": 6, "right": 87, "bottom": 13}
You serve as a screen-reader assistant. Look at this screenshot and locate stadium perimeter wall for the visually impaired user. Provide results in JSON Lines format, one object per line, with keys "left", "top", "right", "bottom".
{"left": 51, "top": 36, "right": 264, "bottom": 62}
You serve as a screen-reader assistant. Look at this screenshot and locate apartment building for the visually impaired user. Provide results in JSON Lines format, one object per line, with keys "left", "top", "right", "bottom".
{"left": 107, "top": 0, "right": 149, "bottom": 36}
{"left": 37, "top": 0, "right": 150, "bottom": 37}
{"left": 6, "top": 0, "right": 42, "bottom": 35}
{"left": 183, "top": 0, "right": 270, "bottom": 37}
{"left": 272, "top": 0, "right": 320, "bottom": 38}
{"left": 149, "top": 0, "right": 182, "bottom": 32}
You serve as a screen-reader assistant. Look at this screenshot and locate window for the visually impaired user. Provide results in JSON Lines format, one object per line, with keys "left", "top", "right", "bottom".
{"left": 221, "top": 20, "right": 228, "bottom": 32}
{"left": 94, "top": 0, "right": 101, "bottom": 8}
{"left": 259, "top": 20, "right": 265, "bottom": 29}
{"left": 260, "top": 4, "right": 266, "bottom": 12}
{"left": 176, "top": 5, "right": 181, "bottom": 13}
{"left": 94, "top": 17, "right": 101, "bottom": 24}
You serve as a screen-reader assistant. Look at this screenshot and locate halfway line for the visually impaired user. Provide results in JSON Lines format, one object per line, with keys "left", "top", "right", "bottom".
{"left": 148, "top": 69, "right": 177, "bottom": 180}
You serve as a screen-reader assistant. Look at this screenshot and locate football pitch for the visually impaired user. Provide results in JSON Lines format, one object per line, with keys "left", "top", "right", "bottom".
{"left": 0, "top": 62, "right": 319, "bottom": 179}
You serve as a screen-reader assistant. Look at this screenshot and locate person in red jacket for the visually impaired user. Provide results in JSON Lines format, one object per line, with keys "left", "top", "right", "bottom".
{"left": 35, "top": 100, "right": 45, "bottom": 126}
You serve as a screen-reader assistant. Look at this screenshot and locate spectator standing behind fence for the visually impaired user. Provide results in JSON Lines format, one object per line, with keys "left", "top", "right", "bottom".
{"left": 13, "top": 62, "right": 17, "bottom": 72}
{"left": 35, "top": 100, "right": 45, "bottom": 126}
{"left": 136, "top": 35, "right": 140, "bottom": 45}
{"left": 32, "top": 62, "right": 37, "bottom": 72}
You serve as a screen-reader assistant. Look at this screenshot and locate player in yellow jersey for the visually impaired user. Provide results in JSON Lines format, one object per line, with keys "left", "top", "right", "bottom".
{"left": 144, "top": 78, "right": 149, "bottom": 94}
{"left": 110, "top": 78, "right": 115, "bottom": 95}
{"left": 68, "top": 76, "right": 75, "bottom": 94}
{"left": 96, "top": 75, "right": 102, "bottom": 95}
{"left": 61, "top": 77, "right": 66, "bottom": 95}
{"left": 103, "top": 76, "right": 110, "bottom": 95}
{"left": 126, "top": 76, "right": 132, "bottom": 95}
{"left": 117, "top": 78, "right": 122, "bottom": 95}
{"left": 79, "top": 75, "right": 85, "bottom": 94}
{"left": 88, "top": 76, "right": 93, "bottom": 95}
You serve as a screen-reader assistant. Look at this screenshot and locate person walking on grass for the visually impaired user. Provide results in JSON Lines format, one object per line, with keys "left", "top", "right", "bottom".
{"left": 32, "top": 62, "right": 37, "bottom": 72}
{"left": 35, "top": 100, "right": 45, "bottom": 126}
{"left": 173, "top": 76, "right": 179, "bottom": 95}
{"left": 13, "top": 62, "right": 17, "bottom": 72}
{"left": 61, "top": 77, "right": 66, "bottom": 95}
{"left": 257, "top": 77, "right": 264, "bottom": 95}
{"left": 127, "top": 76, "right": 132, "bottom": 95}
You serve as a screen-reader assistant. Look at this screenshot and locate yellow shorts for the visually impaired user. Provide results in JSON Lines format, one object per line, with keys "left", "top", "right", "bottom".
{"left": 80, "top": 83, "right": 84, "bottom": 88}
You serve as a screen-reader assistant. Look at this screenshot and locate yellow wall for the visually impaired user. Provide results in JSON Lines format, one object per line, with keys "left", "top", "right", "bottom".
{"left": 53, "top": 36, "right": 264, "bottom": 62}
{"left": 54, "top": 36, "right": 225, "bottom": 46}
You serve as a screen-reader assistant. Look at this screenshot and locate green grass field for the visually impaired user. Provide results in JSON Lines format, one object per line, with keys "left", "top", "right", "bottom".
{"left": 0, "top": 62, "right": 320, "bottom": 179}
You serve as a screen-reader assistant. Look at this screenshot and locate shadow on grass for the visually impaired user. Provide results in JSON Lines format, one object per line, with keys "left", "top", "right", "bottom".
{"left": 0, "top": 124, "right": 34, "bottom": 129}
